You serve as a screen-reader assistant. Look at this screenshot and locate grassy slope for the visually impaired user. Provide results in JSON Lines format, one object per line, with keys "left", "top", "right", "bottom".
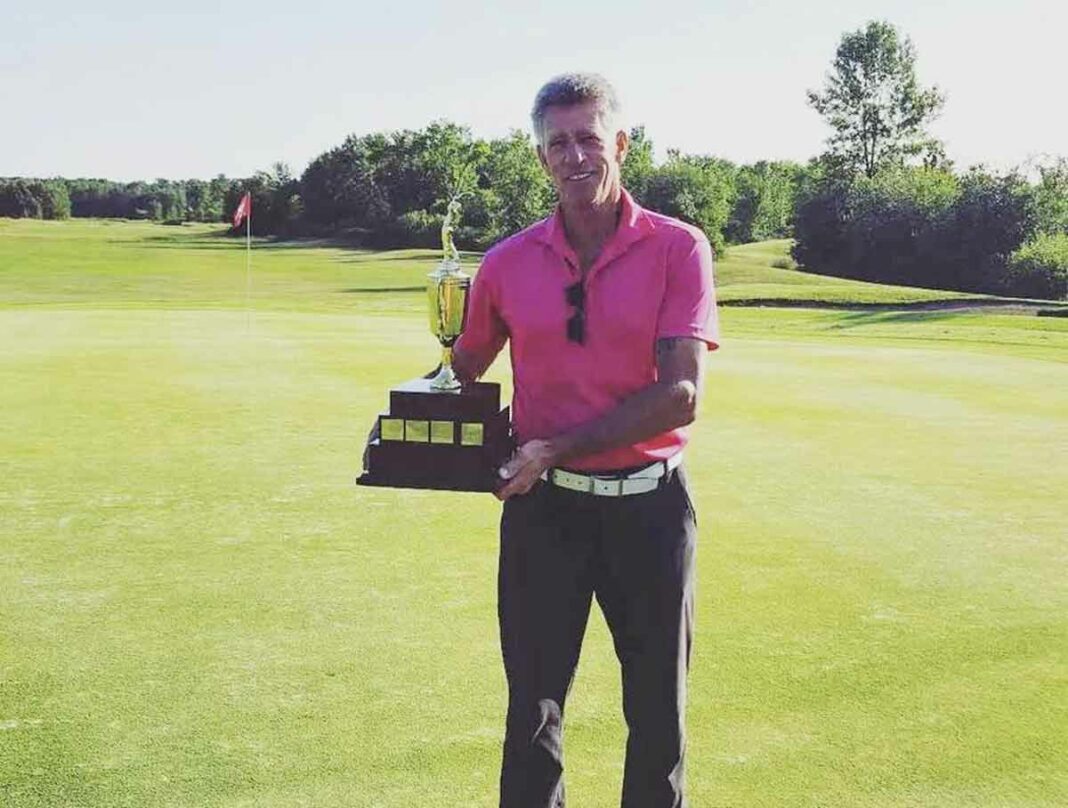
{"left": 7, "top": 219, "right": 1058, "bottom": 311}
{"left": 1, "top": 219, "right": 1066, "bottom": 806}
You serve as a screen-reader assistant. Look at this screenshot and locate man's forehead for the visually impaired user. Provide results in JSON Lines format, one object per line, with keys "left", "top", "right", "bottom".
{"left": 542, "top": 103, "right": 616, "bottom": 138}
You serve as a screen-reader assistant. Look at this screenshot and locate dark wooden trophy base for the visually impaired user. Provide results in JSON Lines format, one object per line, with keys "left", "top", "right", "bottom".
{"left": 357, "top": 378, "right": 513, "bottom": 492}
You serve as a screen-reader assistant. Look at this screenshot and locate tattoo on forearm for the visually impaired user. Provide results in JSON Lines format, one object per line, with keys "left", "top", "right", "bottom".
{"left": 656, "top": 337, "right": 687, "bottom": 360}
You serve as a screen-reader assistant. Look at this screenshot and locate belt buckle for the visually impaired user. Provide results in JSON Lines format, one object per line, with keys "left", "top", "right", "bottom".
{"left": 621, "top": 478, "right": 658, "bottom": 495}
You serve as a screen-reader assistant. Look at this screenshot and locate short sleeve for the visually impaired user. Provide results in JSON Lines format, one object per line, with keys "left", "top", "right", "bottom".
{"left": 656, "top": 234, "right": 719, "bottom": 350}
{"left": 456, "top": 254, "right": 508, "bottom": 366}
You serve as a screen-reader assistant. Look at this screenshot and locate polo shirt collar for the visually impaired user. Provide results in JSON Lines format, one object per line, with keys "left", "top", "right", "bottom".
{"left": 537, "top": 188, "right": 656, "bottom": 273}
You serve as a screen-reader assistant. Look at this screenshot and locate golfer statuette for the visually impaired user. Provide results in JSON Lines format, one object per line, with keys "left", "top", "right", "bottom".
{"left": 357, "top": 199, "right": 512, "bottom": 491}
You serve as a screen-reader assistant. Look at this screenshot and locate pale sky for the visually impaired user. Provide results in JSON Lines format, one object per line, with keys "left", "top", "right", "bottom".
{"left": 3, "top": 0, "right": 1064, "bottom": 181}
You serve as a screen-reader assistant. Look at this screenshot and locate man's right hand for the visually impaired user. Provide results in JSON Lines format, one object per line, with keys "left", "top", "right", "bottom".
{"left": 495, "top": 439, "right": 558, "bottom": 501}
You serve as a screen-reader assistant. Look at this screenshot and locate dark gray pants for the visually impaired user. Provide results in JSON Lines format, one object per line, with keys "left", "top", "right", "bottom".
{"left": 498, "top": 468, "right": 697, "bottom": 808}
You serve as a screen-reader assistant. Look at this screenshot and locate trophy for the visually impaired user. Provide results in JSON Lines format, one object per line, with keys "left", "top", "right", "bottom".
{"left": 357, "top": 198, "right": 513, "bottom": 492}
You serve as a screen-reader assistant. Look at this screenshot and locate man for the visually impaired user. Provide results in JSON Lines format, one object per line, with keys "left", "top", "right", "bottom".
{"left": 453, "top": 73, "right": 718, "bottom": 807}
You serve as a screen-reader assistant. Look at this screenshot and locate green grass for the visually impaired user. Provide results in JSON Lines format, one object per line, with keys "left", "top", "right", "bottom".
{"left": 6, "top": 219, "right": 1053, "bottom": 313}
{"left": 1, "top": 219, "right": 1066, "bottom": 806}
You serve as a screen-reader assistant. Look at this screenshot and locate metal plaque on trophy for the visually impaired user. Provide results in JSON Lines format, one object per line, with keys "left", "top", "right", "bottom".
{"left": 357, "top": 198, "right": 513, "bottom": 492}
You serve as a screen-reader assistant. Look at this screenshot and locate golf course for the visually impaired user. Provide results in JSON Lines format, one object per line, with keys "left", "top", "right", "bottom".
{"left": 1, "top": 218, "right": 1066, "bottom": 806}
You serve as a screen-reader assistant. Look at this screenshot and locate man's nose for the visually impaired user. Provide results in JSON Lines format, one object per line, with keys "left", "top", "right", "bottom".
{"left": 563, "top": 141, "right": 586, "bottom": 164}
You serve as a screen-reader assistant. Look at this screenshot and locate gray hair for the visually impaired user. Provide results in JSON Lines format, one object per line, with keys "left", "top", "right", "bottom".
{"left": 530, "top": 73, "right": 623, "bottom": 145}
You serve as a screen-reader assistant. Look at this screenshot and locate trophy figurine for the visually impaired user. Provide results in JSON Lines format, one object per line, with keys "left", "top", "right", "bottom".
{"left": 357, "top": 198, "right": 513, "bottom": 492}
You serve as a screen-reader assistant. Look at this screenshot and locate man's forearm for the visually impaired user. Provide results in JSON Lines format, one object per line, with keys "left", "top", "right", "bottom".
{"left": 547, "top": 379, "right": 697, "bottom": 466}
{"left": 452, "top": 344, "right": 490, "bottom": 384}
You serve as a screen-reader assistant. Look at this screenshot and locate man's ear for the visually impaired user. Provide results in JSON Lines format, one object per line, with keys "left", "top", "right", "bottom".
{"left": 536, "top": 144, "right": 548, "bottom": 172}
{"left": 615, "top": 128, "right": 629, "bottom": 164}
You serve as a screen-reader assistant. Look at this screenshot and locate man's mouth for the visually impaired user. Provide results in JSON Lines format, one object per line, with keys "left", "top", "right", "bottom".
{"left": 566, "top": 171, "right": 595, "bottom": 182}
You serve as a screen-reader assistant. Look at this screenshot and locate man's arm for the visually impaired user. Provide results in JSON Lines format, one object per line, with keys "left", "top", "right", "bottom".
{"left": 452, "top": 343, "right": 494, "bottom": 383}
{"left": 452, "top": 252, "right": 507, "bottom": 383}
{"left": 496, "top": 336, "right": 707, "bottom": 500}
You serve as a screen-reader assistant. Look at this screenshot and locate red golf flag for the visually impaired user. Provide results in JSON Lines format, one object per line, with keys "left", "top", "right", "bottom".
{"left": 232, "top": 192, "right": 251, "bottom": 228}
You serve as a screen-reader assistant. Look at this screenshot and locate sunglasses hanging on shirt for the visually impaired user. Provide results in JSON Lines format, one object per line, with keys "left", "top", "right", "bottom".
{"left": 565, "top": 281, "right": 585, "bottom": 345}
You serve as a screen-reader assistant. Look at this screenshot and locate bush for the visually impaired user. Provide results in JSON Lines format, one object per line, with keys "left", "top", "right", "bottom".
{"left": 375, "top": 210, "right": 444, "bottom": 249}
{"left": 1005, "top": 233, "right": 1068, "bottom": 300}
{"left": 792, "top": 166, "right": 1041, "bottom": 295}
{"left": 791, "top": 178, "right": 852, "bottom": 275}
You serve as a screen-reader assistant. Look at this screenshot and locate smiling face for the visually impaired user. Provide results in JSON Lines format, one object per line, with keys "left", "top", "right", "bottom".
{"left": 537, "top": 101, "right": 629, "bottom": 210}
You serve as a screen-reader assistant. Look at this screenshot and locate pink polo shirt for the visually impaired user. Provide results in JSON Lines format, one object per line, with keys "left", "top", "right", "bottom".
{"left": 457, "top": 189, "right": 719, "bottom": 472}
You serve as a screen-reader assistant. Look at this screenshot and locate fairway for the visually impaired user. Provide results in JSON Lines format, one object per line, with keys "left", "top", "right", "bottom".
{"left": 1, "top": 220, "right": 1066, "bottom": 806}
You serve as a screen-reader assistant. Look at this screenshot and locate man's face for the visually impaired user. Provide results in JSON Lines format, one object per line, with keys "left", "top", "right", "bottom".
{"left": 537, "top": 101, "right": 628, "bottom": 209}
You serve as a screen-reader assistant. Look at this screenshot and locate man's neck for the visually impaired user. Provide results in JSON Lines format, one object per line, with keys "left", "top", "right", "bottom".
{"left": 560, "top": 189, "right": 623, "bottom": 269}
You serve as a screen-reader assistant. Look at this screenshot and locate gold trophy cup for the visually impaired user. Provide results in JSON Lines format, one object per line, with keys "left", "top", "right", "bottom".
{"left": 426, "top": 201, "right": 471, "bottom": 391}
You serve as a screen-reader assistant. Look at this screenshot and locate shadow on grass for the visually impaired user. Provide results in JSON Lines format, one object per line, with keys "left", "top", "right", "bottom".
{"left": 110, "top": 234, "right": 485, "bottom": 267}
{"left": 340, "top": 286, "right": 424, "bottom": 294}
{"left": 333, "top": 251, "right": 482, "bottom": 264}
{"left": 108, "top": 234, "right": 347, "bottom": 252}
{"left": 725, "top": 298, "right": 1066, "bottom": 318}
{"left": 334, "top": 253, "right": 436, "bottom": 263}
{"left": 828, "top": 310, "right": 971, "bottom": 330}
{"left": 109, "top": 234, "right": 251, "bottom": 248}
{"left": 817, "top": 308, "right": 1067, "bottom": 351}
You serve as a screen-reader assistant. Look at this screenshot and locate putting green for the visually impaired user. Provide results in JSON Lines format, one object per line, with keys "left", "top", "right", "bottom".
{"left": 0, "top": 220, "right": 1065, "bottom": 806}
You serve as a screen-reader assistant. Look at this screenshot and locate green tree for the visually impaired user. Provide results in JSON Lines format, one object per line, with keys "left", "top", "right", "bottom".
{"left": 184, "top": 178, "right": 227, "bottom": 222}
{"left": 301, "top": 134, "right": 391, "bottom": 232}
{"left": 726, "top": 161, "right": 803, "bottom": 243}
{"left": 621, "top": 125, "right": 655, "bottom": 200}
{"left": 643, "top": 152, "right": 736, "bottom": 253}
{"left": 0, "top": 179, "right": 42, "bottom": 218}
{"left": 226, "top": 163, "right": 301, "bottom": 236}
{"left": 1032, "top": 157, "right": 1068, "bottom": 236}
{"left": 473, "top": 130, "right": 554, "bottom": 245}
{"left": 30, "top": 180, "right": 71, "bottom": 219}
{"left": 807, "top": 20, "right": 945, "bottom": 179}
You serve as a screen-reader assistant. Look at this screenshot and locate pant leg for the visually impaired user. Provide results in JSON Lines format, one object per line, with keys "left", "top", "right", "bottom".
{"left": 499, "top": 484, "right": 597, "bottom": 808}
{"left": 594, "top": 469, "right": 697, "bottom": 808}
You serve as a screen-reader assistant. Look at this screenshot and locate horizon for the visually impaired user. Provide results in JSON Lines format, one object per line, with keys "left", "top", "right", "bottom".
{"left": 3, "top": 0, "right": 1065, "bottom": 182}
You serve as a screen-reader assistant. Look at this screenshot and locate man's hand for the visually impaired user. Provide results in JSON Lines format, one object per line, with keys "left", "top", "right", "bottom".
{"left": 496, "top": 439, "right": 557, "bottom": 501}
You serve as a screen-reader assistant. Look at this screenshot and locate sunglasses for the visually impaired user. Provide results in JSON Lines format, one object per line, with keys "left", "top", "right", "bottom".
{"left": 565, "top": 281, "right": 585, "bottom": 344}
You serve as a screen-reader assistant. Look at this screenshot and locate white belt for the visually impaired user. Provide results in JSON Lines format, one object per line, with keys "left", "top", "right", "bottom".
{"left": 540, "top": 453, "right": 682, "bottom": 497}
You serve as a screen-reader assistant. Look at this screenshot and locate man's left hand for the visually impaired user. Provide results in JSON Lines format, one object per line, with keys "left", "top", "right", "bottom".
{"left": 496, "top": 439, "right": 557, "bottom": 501}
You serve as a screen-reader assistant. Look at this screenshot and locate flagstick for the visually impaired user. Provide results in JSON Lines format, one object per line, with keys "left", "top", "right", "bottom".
{"left": 245, "top": 203, "right": 252, "bottom": 333}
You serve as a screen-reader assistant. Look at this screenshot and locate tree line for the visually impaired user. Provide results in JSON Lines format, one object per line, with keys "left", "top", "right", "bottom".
{"left": 0, "top": 126, "right": 803, "bottom": 260}
{"left": 2, "top": 20, "right": 1065, "bottom": 299}
{"left": 0, "top": 176, "right": 239, "bottom": 224}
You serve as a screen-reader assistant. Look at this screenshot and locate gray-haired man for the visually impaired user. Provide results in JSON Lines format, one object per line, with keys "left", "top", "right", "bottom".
{"left": 453, "top": 73, "right": 719, "bottom": 807}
